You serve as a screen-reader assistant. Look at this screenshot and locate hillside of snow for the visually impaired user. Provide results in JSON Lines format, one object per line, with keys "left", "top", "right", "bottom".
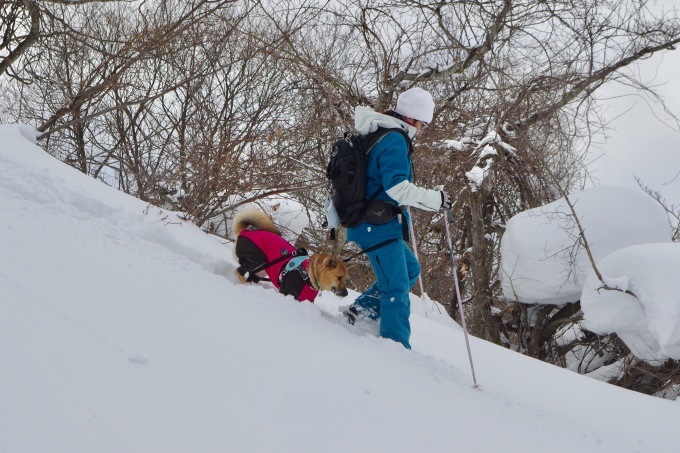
{"left": 1, "top": 124, "right": 679, "bottom": 453}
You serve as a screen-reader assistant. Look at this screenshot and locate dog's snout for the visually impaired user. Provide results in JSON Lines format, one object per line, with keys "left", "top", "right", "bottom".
{"left": 334, "top": 287, "right": 349, "bottom": 297}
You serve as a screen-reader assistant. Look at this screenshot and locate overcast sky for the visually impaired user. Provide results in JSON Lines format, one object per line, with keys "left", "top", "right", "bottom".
{"left": 590, "top": 1, "right": 680, "bottom": 208}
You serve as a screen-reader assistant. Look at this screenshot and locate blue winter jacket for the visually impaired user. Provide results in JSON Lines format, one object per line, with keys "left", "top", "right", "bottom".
{"left": 347, "top": 131, "right": 412, "bottom": 244}
{"left": 347, "top": 107, "right": 442, "bottom": 246}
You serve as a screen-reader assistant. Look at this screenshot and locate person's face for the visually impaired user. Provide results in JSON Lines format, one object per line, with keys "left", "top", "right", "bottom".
{"left": 406, "top": 118, "right": 429, "bottom": 139}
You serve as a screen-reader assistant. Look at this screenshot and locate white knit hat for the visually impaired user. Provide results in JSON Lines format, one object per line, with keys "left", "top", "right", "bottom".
{"left": 393, "top": 87, "right": 435, "bottom": 123}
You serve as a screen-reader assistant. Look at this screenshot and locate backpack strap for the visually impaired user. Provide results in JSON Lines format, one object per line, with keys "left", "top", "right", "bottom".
{"left": 366, "top": 127, "right": 413, "bottom": 157}
{"left": 362, "top": 127, "right": 413, "bottom": 241}
{"left": 360, "top": 126, "right": 413, "bottom": 203}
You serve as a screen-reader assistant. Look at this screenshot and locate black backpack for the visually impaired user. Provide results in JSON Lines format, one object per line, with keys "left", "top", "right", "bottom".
{"left": 325, "top": 127, "right": 411, "bottom": 228}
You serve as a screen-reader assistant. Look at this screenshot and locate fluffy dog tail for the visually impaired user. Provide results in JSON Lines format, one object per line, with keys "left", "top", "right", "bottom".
{"left": 232, "top": 209, "right": 280, "bottom": 237}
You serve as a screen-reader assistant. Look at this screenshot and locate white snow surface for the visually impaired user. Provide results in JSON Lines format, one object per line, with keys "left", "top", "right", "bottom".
{"left": 501, "top": 186, "right": 671, "bottom": 305}
{"left": 2, "top": 124, "right": 680, "bottom": 452}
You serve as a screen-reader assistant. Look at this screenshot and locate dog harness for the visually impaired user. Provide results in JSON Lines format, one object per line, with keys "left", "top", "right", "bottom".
{"left": 279, "top": 256, "right": 309, "bottom": 286}
{"left": 278, "top": 256, "right": 318, "bottom": 302}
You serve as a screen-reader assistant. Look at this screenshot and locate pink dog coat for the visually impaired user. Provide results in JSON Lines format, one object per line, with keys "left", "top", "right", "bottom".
{"left": 237, "top": 230, "right": 318, "bottom": 302}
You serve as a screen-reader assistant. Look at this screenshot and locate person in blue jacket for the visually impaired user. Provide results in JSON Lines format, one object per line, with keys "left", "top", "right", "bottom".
{"left": 343, "top": 87, "right": 451, "bottom": 349}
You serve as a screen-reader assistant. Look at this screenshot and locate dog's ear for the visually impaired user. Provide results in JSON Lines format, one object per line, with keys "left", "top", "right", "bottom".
{"left": 323, "top": 255, "right": 338, "bottom": 269}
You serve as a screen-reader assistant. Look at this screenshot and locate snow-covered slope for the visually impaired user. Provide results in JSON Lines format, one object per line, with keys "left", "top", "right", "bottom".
{"left": 1, "top": 124, "right": 679, "bottom": 453}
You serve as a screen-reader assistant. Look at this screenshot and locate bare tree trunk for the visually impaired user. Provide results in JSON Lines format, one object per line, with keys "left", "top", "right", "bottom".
{"left": 467, "top": 189, "right": 500, "bottom": 343}
{"left": 0, "top": 0, "right": 40, "bottom": 77}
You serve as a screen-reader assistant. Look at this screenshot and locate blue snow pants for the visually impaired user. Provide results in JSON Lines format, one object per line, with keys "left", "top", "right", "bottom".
{"left": 351, "top": 239, "right": 421, "bottom": 349}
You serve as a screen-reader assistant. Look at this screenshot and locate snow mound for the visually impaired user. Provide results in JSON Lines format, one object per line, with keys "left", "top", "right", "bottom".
{"left": 582, "top": 243, "right": 680, "bottom": 360}
{"left": 501, "top": 186, "right": 671, "bottom": 304}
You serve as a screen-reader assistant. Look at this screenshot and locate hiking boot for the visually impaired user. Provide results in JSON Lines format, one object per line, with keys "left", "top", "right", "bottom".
{"left": 338, "top": 305, "right": 380, "bottom": 336}
{"left": 339, "top": 305, "right": 360, "bottom": 325}
{"left": 339, "top": 304, "right": 377, "bottom": 324}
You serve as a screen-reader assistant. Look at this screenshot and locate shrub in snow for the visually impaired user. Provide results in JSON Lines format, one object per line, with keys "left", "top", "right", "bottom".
{"left": 501, "top": 186, "right": 671, "bottom": 305}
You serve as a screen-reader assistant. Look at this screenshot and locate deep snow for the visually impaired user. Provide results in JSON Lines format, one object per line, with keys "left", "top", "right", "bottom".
{"left": 1, "top": 124, "right": 679, "bottom": 453}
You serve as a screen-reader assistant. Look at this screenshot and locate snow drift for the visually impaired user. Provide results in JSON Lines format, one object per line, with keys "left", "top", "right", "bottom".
{"left": 2, "top": 124, "right": 680, "bottom": 453}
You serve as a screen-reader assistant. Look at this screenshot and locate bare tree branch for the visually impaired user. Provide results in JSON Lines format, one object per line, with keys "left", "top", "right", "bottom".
{"left": 0, "top": 0, "right": 40, "bottom": 77}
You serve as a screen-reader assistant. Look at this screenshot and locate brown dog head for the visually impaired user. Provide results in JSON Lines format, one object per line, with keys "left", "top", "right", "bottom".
{"left": 310, "top": 253, "right": 349, "bottom": 297}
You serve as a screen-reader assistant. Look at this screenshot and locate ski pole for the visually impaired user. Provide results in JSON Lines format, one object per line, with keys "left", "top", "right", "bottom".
{"left": 443, "top": 208, "right": 479, "bottom": 388}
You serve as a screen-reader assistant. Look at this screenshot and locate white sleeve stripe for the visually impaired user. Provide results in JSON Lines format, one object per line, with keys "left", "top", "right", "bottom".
{"left": 385, "top": 180, "right": 441, "bottom": 212}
